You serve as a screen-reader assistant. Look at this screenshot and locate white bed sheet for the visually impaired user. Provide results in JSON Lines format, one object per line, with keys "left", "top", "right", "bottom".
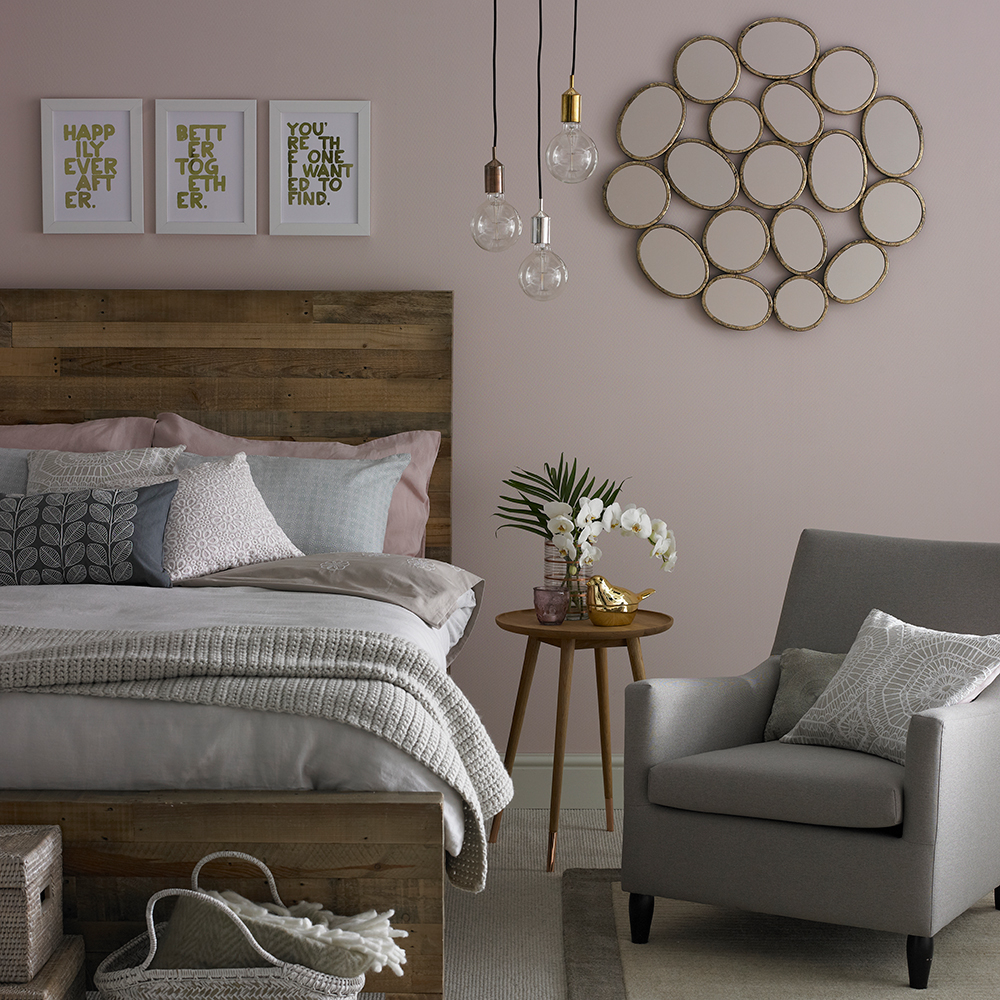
{"left": 0, "top": 585, "right": 476, "bottom": 855}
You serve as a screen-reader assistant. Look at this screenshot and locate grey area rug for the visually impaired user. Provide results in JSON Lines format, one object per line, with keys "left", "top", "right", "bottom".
{"left": 563, "top": 869, "right": 1000, "bottom": 999}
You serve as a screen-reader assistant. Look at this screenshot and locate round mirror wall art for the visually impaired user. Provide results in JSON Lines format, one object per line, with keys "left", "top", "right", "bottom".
{"left": 603, "top": 16, "right": 925, "bottom": 330}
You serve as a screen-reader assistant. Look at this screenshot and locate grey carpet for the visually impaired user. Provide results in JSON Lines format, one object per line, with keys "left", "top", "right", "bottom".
{"left": 562, "top": 868, "right": 1000, "bottom": 999}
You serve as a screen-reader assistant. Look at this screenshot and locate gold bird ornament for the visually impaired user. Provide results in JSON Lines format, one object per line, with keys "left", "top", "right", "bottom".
{"left": 586, "top": 575, "right": 655, "bottom": 627}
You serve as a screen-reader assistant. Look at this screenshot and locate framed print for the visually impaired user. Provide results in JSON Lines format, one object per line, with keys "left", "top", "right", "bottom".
{"left": 156, "top": 99, "right": 256, "bottom": 234}
{"left": 41, "top": 98, "right": 143, "bottom": 234}
{"left": 270, "top": 100, "right": 370, "bottom": 235}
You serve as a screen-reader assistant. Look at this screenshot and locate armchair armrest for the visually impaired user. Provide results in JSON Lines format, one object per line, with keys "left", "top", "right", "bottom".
{"left": 624, "top": 657, "right": 781, "bottom": 807}
{"left": 903, "top": 679, "right": 1000, "bottom": 850}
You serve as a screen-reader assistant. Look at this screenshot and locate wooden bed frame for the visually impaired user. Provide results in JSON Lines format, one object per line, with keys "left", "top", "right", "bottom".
{"left": 0, "top": 288, "right": 455, "bottom": 1000}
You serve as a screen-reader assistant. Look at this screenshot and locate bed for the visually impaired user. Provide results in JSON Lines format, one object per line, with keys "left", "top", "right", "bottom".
{"left": 0, "top": 288, "right": 511, "bottom": 1000}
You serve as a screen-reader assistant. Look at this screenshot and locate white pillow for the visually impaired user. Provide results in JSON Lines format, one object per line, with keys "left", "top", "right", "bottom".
{"left": 781, "top": 609, "right": 1000, "bottom": 763}
{"left": 146, "top": 454, "right": 303, "bottom": 581}
{"left": 26, "top": 446, "right": 185, "bottom": 494}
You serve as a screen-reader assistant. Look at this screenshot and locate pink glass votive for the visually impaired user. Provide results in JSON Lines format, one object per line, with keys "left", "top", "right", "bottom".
{"left": 534, "top": 586, "right": 569, "bottom": 625}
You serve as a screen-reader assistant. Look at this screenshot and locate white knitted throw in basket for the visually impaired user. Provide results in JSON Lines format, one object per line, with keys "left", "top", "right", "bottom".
{"left": 93, "top": 852, "right": 389, "bottom": 1000}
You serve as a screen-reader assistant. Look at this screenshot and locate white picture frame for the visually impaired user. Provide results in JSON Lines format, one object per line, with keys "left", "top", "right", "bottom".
{"left": 156, "top": 99, "right": 256, "bottom": 234}
{"left": 270, "top": 100, "right": 370, "bottom": 236}
{"left": 41, "top": 98, "right": 143, "bottom": 234}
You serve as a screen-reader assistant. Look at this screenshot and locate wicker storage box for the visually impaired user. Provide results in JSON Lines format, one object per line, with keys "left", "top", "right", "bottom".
{"left": 0, "top": 826, "right": 63, "bottom": 983}
{"left": 0, "top": 936, "right": 84, "bottom": 1000}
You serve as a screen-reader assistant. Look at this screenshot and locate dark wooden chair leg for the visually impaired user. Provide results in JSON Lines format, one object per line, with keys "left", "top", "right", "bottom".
{"left": 906, "top": 934, "right": 933, "bottom": 989}
{"left": 994, "top": 885, "right": 1000, "bottom": 910}
{"left": 628, "top": 892, "right": 655, "bottom": 944}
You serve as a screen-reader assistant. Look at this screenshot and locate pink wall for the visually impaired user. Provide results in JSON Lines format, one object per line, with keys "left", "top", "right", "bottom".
{"left": 2, "top": 0, "right": 998, "bottom": 753}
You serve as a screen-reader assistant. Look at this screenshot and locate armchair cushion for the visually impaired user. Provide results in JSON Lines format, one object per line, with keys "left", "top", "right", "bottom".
{"left": 648, "top": 741, "right": 904, "bottom": 828}
{"left": 781, "top": 609, "right": 1000, "bottom": 764}
{"left": 763, "top": 648, "right": 846, "bottom": 740}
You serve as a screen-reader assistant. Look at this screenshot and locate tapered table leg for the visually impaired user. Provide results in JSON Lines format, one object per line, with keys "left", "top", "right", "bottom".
{"left": 489, "top": 635, "right": 541, "bottom": 844}
{"left": 595, "top": 647, "right": 614, "bottom": 831}
{"left": 547, "top": 638, "right": 576, "bottom": 872}
{"left": 625, "top": 636, "right": 647, "bottom": 681}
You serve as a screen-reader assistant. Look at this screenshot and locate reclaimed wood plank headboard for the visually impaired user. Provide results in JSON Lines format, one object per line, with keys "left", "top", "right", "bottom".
{"left": 0, "top": 288, "right": 452, "bottom": 561}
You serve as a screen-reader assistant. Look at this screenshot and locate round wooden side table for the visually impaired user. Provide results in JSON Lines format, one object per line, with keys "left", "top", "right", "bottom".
{"left": 488, "top": 608, "right": 674, "bottom": 871}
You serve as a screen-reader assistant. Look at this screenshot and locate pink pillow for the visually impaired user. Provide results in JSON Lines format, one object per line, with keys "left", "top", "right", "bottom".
{"left": 0, "top": 417, "right": 155, "bottom": 451}
{"left": 151, "top": 413, "right": 440, "bottom": 557}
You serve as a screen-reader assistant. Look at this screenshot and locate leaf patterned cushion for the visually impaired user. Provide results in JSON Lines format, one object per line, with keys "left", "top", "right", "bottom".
{"left": 25, "top": 446, "right": 186, "bottom": 494}
{"left": 781, "top": 609, "right": 1000, "bottom": 763}
{"left": 142, "top": 454, "right": 305, "bottom": 582}
{"left": 0, "top": 481, "right": 179, "bottom": 588}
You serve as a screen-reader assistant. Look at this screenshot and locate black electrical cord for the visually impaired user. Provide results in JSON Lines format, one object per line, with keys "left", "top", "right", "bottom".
{"left": 535, "top": 0, "right": 543, "bottom": 203}
{"left": 571, "top": 0, "right": 578, "bottom": 78}
{"left": 491, "top": 0, "right": 498, "bottom": 149}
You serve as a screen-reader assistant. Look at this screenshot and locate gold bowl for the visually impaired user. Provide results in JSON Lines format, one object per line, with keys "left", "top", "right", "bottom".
{"left": 586, "top": 575, "right": 655, "bottom": 627}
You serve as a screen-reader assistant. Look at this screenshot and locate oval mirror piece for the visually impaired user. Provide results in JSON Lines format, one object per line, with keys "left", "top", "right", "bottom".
{"left": 808, "top": 130, "right": 867, "bottom": 213}
{"left": 760, "top": 81, "right": 824, "bottom": 146}
{"left": 862, "top": 96, "right": 923, "bottom": 177}
{"left": 702, "top": 275, "right": 773, "bottom": 330}
{"left": 737, "top": 18, "right": 819, "bottom": 79}
{"left": 617, "top": 83, "right": 686, "bottom": 160}
{"left": 709, "top": 98, "right": 763, "bottom": 154}
{"left": 774, "top": 275, "right": 828, "bottom": 331}
{"left": 673, "top": 35, "right": 740, "bottom": 104}
{"left": 637, "top": 224, "right": 710, "bottom": 299}
{"left": 824, "top": 240, "right": 888, "bottom": 303}
{"left": 603, "top": 161, "right": 670, "bottom": 229}
{"left": 812, "top": 47, "right": 878, "bottom": 115}
{"left": 702, "top": 207, "right": 770, "bottom": 274}
{"left": 859, "top": 178, "right": 925, "bottom": 246}
{"left": 665, "top": 139, "right": 738, "bottom": 211}
{"left": 739, "top": 141, "right": 806, "bottom": 209}
{"left": 771, "top": 204, "right": 827, "bottom": 275}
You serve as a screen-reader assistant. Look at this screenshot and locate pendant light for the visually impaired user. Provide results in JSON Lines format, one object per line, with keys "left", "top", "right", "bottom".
{"left": 471, "top": 0, "right": 522, "bottom": 251}
{"left": 518, "top": 0, "right": 569, "bottom": 300}
{"left": 545, "top": 0, "right": 598, "bottom": 183}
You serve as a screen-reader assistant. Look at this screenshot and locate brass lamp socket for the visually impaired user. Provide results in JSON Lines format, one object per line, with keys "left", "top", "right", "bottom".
{"left": 484, "top": 150, "right": 505, "bottom": 195}
{"left": 561, "top": 76, "right": 582, "bottom": 124}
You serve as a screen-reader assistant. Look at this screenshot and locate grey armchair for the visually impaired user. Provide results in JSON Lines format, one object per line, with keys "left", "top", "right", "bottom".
{"left": 622, "top": 529, "right": 1000, "bottom": 989}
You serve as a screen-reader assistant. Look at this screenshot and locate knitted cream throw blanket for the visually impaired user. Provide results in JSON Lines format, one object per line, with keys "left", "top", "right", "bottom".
{"left": 0, "top": 624, "right": 513, "bottom": 892}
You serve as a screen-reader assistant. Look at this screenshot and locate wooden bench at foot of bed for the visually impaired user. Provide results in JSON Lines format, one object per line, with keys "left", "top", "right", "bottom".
{"left": 0, "top": 790, "right": 445, "bottom": 1000}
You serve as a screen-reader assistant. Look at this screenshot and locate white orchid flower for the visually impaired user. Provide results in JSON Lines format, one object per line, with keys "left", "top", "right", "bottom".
{"left": 547, "top": 514, "right": 574, "bottom": 537}
{"left": 579, "top": 540, "right": 602, "bottom": 567}
{"left": 577, "top": 520, "right": 602, "bottom": 544}
{"left": 620, "top": 505, "right": 652, "bottom": 539}
{"left": 543, "top": 501, "right": 573, "bottom": 519}
{"left": 662, "top": 550, "right": 678, "bottom": 571}
{"left": 575, "top": 497, "right": 604, "bottom": 529}
{"left": 601, "top": 502, "right": 623, "bottom": 532}
{"left": 650, "top": 529, "right": 676, "bottom": 560}
{"left": 650, "top": 519, "right": 669, "bottom": 543}
{"left": 552, "top": 532, "right": 577, "bottom": 561}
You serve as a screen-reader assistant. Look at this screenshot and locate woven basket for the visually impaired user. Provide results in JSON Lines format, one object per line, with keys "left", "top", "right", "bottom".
{"left": 94, "top": 864, "right": 365, "bottom": 1000}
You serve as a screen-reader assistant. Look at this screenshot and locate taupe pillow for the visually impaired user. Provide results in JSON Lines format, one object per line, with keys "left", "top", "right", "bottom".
{"left": 763, "top": 648, "right": 846, "bottom": 741}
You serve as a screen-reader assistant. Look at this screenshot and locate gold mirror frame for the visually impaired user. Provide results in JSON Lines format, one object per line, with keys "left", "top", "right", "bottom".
{"left": 702, "top": 274, "right": 773, "bottom": 330}
{"left": 603, "top": 161, "right": 671, "bottom": 229}
{"left": 616, "top": 82, "right": 686, "bottom": 161}
{"left": 702, "top": 206, "right": 770, "bottom": 274}
{"left": 811, "top": 46, "right": 878, "bottom": 115}
{"left": 739, "top": 141, "right": 807, "bottom": 210}
{"left": 708, "top": 97, "right": 763, "bottom": 154}
{"left": 760, "top": 81, "right": 824, "bottom": 147}
{"left": 824, "top": 240, "right": 888, "bottom": 304}
{"left": 673, "top": 35, "right": 740, "bottom": 105}
{"left": 737, "top": 17, "right": 820, "bottom": 79}
{"left": 665, "top": 138, "right": 739, "bottom": 211}
{"left": 862, "top": 96, "right": 923, "bottom": 177}
{"left": 773, "top": 275, "right": 829, "bottom": 331}
{"left": 808, "top": 130, "right": 868, "bottom": 213}
{"left": 637, "top": 224, "right": 710, "bottom": 299}
{"left": 770, "top": 204, "right": 828, "bottom": 276}
{"left": 858, "top": 178, "right": 925, "bottom": 247}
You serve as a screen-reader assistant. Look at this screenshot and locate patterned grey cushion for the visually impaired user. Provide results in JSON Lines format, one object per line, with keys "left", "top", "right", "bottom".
{"left": 0, "top": 482, "right": 179, "bottom": 588}
{"left": 763, "top": 648, "right": 846, "bottom": 740}
{"left": 0, "top": 449, "right": 29, "bottom": 495}
{"left": 26, "top": 446, "right": 185, "bottom": 494}
{"left": 781, "top": 609, "right": 1000, "bottom": 763}
{"left": 175, "top": 451, "right": 411, "bottom": 554}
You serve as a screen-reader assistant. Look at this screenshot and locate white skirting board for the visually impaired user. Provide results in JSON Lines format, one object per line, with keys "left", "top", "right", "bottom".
{"left": 508, "top": 753, "right": 624, "bottom": 809}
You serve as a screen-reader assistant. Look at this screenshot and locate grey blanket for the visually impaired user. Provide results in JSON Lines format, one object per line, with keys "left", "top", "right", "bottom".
{"left": 0, "top": 624, "right": 513, "bottom": 892}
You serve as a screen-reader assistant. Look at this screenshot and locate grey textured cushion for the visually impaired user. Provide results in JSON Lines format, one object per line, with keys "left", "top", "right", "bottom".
{"left": 26, "top": 446, "right": 185, "bottom": 493}
{"left": 176, "top": 451, "right": 410, "bottom": 555}
{"left": 0, "top": 449, "right": 29, "bottom": 495}
{"left": 781, "top": 609, "right": 1000, "bottom": 764}
{"left": 648, "top": 740, "right": 904, "bottom": 828}
{"left": 763, "top": 648, "right": 846, "bottom": 740}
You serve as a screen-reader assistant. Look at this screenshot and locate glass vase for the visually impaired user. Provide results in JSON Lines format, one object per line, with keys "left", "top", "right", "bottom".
{"left": 543, "top": 537, "right": 590, "bottom": 621}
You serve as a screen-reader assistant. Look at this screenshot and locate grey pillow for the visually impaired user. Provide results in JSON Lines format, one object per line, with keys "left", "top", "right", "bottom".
{"left": 176, "top": 451, "right": 410, "bottom": 555}
{"left": 26, "top": 446, "right": 185, "bottom": 494}
{"left": 0, "top": 449, "right": 29, "bottom": 495}
{"left": 0, "top": 481, "right": 178, "bottom": 588}
{"left": 763, "top": 648, "right": 846, "bottom": 741}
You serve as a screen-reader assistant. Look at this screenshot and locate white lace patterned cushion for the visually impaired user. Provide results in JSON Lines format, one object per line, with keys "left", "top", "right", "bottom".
{"left": 781, "top": 609, "right": 1000, "bottom": 763}
{"left": 148, "top": 454, "right": 303, "bottom": 581}
{"left": 26, "top": 446, "right": 185, "bottom": 493}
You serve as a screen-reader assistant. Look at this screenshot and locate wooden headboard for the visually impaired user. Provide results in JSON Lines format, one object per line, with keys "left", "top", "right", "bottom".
{"left": 0, "top": 288, "right": 452, "bottom": 561}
